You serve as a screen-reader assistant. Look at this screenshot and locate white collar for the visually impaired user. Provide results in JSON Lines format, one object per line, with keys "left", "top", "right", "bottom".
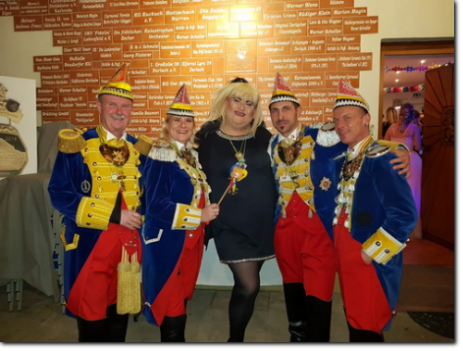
{"left": 173, "top": 140, "right": 190, "bottom": 151}
{"left": 277, "top": 124, "right": 301, "bottom": 143}
{"left": 348, "top": 136, "right": 371, "bottom": 159}
{"left": 103, "top": 126, "right": 127, "bottom": 141}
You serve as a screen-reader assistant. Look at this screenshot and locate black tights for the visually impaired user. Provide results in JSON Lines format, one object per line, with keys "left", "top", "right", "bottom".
{"left": 227, "top": 260, "right": 264, "bottom": 342}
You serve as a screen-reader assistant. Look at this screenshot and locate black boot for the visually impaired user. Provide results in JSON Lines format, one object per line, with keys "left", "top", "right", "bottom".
{"left": 347, "top": 322, "right": 384, "bottom": 342}
{"left": 76, "top": 316, "right": 110, "bottom": 342}
{"left": 160, "top": 315, "right": 187, "bottom": 342}
{"left": 305, "top": 295, "right": 332, "bottom": 342}
{"left": 283, "top": 283, "right": 307, "bottom": 342}
{"left": 107, "top": 304, "right": 129, "bottom": 342}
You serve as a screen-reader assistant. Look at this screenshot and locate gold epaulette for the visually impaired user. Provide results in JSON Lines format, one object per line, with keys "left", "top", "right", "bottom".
{"left": 377, "top": 139, "right": 409, "bottom": 152}
{"left": 58, "top": 128, "right": 87, "bottom": 153}
{"left": 366, "top": 144, "right": 391, "bottom": 158}
{"left": 133, "top": 134, "right": 153, "bottom": 156}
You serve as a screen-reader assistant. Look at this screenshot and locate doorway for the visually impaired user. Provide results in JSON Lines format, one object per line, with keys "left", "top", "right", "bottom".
{"left": 378, "top": 38, "right": 454, "bottom": 250}
{"left": 378, "top": 38, "right": 455, "bottom": 139}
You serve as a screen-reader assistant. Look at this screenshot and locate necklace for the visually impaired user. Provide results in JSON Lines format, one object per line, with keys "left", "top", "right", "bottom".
{"left": 341, "top": 137, "right": 373, "bottom": 180}
{"left": 228, "top": 138, "right": 247, "bottom": 167}
{"left": 216, "top": 129, "right": 251, "bottom": 168}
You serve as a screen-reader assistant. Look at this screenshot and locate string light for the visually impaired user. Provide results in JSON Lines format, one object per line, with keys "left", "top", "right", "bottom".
{"left": 383, "top": 84, "right": 425, "bottom": 93}
{"left": 383, "top": 63, "right": 452, "bottom": 73}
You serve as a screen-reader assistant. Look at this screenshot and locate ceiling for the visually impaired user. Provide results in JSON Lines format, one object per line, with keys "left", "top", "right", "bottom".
{"left": 383, "top": 54, "right": 454, "bottom": 88}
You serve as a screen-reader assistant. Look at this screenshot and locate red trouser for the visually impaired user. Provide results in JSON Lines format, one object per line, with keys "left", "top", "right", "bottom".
{"left": 274, "top": 193, "right": 335, "bottom": 301}
{"left": 334, "top": 209, "right": 392, "bottom": 333}
{"left": 149, "top": 225, "right": 205, "bottom": 325}
{"left": 66, "top": 223, "right": 142, "bottom": 321}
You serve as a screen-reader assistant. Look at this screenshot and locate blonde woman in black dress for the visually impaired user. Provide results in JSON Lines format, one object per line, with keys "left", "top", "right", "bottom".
{"left": 195, "top": 78, "right": 278, "bottom": 342}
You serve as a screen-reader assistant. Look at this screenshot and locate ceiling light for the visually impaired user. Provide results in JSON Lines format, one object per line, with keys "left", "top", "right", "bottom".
{"left": 395, "top": 79, "right": 399, "bottom": 83}
{"left": 421, "top": 60, "right": 426, "bottom": 64}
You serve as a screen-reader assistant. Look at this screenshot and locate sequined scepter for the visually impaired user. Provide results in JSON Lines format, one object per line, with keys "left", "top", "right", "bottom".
{"left": 217, "top": 164, "right": 248, "bottom": 205}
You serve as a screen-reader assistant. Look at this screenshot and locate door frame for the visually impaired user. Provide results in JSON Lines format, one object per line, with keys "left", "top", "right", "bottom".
{"left": 378, "top": 39, "right": 454, "bottom": 138}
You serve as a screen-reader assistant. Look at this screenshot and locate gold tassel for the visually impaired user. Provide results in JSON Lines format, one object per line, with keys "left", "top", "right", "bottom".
{"left": 117, "top": 248, "right": 141, "bottom": 315}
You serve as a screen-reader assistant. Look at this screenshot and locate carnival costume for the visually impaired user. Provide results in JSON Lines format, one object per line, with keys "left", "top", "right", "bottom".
{"left": 268, "top": 73, "right": 343, "bottom": 342}
{"left": 48, "top": 65, "right": 151, "bottom": 326}
{"left": 331, "top": 80, "right": 417, "bottom": 340}
{"left": 141, "top": 86, "right": 211, "bottom": 341}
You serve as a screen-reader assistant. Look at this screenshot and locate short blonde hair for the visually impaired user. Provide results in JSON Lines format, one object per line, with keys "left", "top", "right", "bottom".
{"left": 207, "top": 78, "right": 263, "bottom": 136}
{"left": 160, "top": 114, "right": 198, "bottom": 147}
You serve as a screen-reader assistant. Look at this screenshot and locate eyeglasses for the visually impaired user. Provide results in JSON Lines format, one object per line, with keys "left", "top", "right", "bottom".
{"left": 230, "top": 77, "right": 248, "bottom": 83}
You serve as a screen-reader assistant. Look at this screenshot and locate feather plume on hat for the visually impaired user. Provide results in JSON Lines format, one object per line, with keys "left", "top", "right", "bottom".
{"left": 98, "top": 64, "right": 133, "bottom": 101}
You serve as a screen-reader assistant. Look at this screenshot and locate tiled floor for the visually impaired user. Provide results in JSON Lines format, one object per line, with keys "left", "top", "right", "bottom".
{"left": 0, "top": 238, "right": 455, "bottom": 343}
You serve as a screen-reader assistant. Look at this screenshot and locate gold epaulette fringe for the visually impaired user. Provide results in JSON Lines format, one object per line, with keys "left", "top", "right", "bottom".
{"left": 58, "top": 128, "right": 87, "bottom": 153}
{"left": 133, "top": 134, "right": 153, "bottom": 156}
{"left": 148, "top": 141, "right": 176, "bottom": 162}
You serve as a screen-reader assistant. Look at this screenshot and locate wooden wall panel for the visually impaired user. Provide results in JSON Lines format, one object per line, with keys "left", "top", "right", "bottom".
{"left": 0, "top": 0, "right": 379, "bottom": 137}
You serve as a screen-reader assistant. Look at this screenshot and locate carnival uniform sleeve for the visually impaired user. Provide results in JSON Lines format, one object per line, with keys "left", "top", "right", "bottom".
{"left": 362, "top": 227, "right": 407, "bottom": 264}
{"left": 360, "top": 152, "right": 417, "bottom": 264}
{"left": 144, "top": 150, "right": 202, "bottom": 231}
{"left": 172, "top": 203, "right": 202, "bottom": 230}
{"left": 49, "top": 140, "right": 114, "bottom": 231}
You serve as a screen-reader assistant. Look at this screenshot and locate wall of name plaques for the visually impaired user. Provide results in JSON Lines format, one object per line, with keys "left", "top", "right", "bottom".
{"left": 0, "top": 0, "right": 378, "bottom": 137}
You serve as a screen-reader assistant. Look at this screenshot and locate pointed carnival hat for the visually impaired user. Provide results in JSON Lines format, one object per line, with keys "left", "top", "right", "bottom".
{"left": 269, "top": 72, "right": 299, "bottom": 107}
{"left": 333, "top": 79, "right": 369, "bottom": 113}
{"left": 98, "top": 64, "right": 133, "bottom": 101}
{"left": 167, "top": 84, "right": 195, "bottom": 118}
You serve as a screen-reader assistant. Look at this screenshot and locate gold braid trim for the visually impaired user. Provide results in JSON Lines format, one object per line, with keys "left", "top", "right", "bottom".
{"left": 76, "top": 196, "right": 113, "bottom": 230}
{"left": 59, "top": 226, "right": 80, "bottom": 251}
{"left": 274, "top": 134, "right": 316, "bottom": 217}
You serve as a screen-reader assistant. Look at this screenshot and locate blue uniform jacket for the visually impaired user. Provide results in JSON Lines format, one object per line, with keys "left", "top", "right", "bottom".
{"left": 48, "top": 128, "right": 147, "bottom": 317}
{"left": 334, "top": 141, "right": 417, "bottom": 316}
{"left": 141, "top": 144, "right": 209, "bottom": 326}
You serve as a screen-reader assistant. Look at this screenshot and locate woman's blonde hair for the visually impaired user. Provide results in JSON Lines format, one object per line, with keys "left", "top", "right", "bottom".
{"left": 207, "top": 78, "right": 263, "bottom": 135}
{"left": 160, "top": 114, "right": 198, "bottom": 147}
{"left": 385, "top": 106, "right": 399, "bottom": 124}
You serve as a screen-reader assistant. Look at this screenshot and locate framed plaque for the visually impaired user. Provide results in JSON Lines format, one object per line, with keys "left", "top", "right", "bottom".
{"left": 0, "top": 76, "right": 37, "bottom": 179}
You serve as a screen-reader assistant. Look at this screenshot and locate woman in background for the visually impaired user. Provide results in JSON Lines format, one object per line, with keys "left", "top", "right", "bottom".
{"left": 384, "top": 102, "right": 422, "bottom": 238}
{"left": 382, "top": 106, "right": 398, "bottom": 137}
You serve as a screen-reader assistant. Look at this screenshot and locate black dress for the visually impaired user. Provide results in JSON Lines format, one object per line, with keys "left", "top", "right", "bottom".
{"left": 196, "top": 121, "right": 277, "bottom": 263}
